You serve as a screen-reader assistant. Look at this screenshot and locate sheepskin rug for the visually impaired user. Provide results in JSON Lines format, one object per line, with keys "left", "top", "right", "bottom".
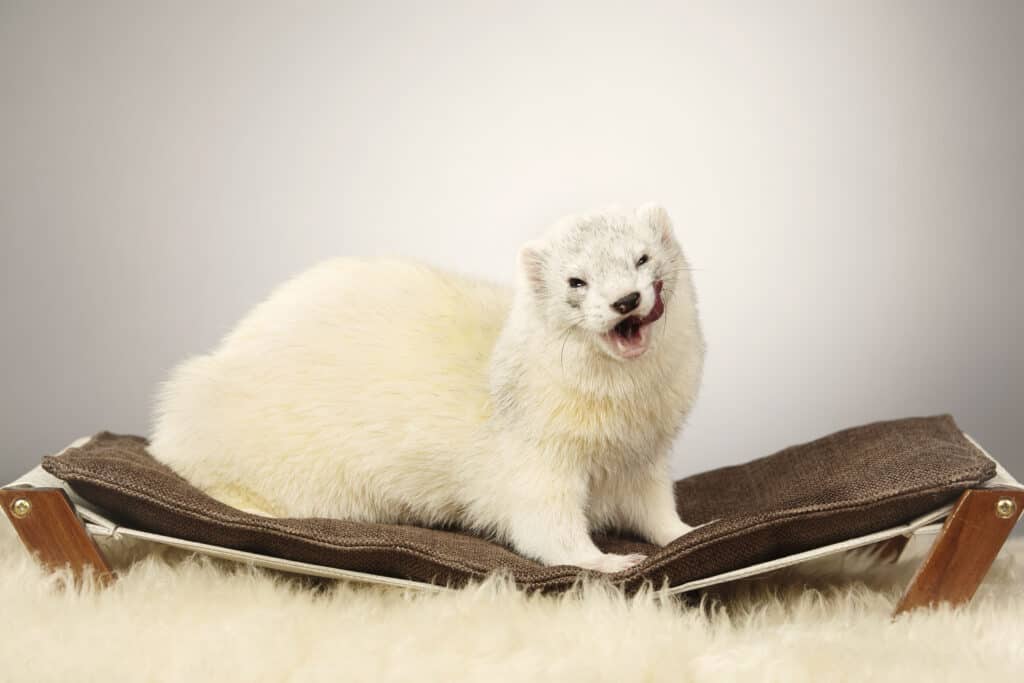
{"left": 2, "top": 518, "right": 1022, "bottom": 682}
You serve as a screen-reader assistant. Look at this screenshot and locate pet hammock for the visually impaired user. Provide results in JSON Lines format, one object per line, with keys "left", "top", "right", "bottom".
{"left": 3, "top": 415, "right": 1022, "bottom": 615}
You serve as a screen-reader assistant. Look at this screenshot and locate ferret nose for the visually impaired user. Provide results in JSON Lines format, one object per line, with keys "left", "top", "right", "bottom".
{"left": 611, "top": 292, "right": 641, "bottom": 315}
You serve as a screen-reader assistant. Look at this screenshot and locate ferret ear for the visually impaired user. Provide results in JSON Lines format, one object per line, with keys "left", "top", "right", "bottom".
{"left": 636, "top": 203, "right": 674, "bottom": 244}
{"left": 518, "top": 242, "right": 547, "bottom": 295}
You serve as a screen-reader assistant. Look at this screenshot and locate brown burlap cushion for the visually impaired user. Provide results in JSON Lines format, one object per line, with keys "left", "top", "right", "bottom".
{"left": 41, "top": 415, "right": 994, "bottom": 592}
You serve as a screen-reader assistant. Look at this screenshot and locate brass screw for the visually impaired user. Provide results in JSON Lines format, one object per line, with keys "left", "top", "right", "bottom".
{"left": 996, "top": 497, "right": 1017, "bottom": 520}
{"left": 10, "top": 498, "right": 31, "bottom": 519}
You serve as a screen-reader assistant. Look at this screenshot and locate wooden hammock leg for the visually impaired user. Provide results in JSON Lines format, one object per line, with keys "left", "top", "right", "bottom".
{"left": 894, "top": 488, "right": 1023, "bottom": 616}
{"left": 0, "top": 487, "right": 115, "bottom": 586}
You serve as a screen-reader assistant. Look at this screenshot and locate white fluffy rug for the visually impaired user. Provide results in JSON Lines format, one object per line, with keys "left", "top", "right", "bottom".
{"left": 2, "top": 518, "right": 1022, "bottom": 682}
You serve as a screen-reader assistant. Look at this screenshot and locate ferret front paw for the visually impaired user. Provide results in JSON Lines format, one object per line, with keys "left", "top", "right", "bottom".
{"left": 649, "top": 519, "right": 695, "bottom": 546}
{"left": 575, "top": 552, "right": 647, "bottom": 573}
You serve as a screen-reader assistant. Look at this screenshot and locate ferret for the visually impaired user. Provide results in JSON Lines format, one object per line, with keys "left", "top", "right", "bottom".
{"left": 150, "top": 204, "right": 704, "bottom": 573}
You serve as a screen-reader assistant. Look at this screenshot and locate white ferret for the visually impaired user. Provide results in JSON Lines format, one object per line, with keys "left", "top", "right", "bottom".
{"left": 150, "top": 204, "right": 704, "bottom": 573}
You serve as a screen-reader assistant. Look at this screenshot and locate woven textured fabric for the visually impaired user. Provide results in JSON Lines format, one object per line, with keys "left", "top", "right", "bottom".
{"left": 41, "top": 415, "right": 994, "bottom": 592}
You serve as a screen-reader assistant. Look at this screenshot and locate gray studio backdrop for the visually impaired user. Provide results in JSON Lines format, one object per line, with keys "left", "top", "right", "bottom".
{"left": 3, "top": 3, "right": 1022, "bottom": 519}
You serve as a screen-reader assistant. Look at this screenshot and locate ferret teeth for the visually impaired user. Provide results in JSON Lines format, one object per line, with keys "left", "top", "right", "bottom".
{"left": 614, "top": 317, "right": 645, "bottom": 339}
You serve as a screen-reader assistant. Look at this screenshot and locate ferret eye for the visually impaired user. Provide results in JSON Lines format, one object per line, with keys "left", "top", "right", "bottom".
{"left": 636, "top": 254, "right": 649, "bottom": 267}
{"left": 568, "top": 278, "right": 587, "bottom": 288}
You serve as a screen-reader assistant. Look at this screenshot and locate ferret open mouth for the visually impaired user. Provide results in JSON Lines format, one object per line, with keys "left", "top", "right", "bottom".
{"left": 606, "top": 280, "right": 665, "bottom": 359}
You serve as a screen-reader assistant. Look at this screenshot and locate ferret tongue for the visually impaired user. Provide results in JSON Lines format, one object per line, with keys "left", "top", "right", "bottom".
{"left": 641, "top": 280, "right": 665, "bottom": 325}
{"left": 610, "top": 280, "right": 666, "bottom": 358}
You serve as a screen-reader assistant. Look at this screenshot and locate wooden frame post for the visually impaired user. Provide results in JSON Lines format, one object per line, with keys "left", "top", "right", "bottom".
{"left": 0, "top": 487, "right": 114, "bottom": 586}
{"left": 894, "top": 488, "right": 1024, "bottom": 616}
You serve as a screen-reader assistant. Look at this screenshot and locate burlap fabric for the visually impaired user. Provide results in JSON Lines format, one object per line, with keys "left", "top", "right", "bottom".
{"left": 41, "top": 415, "right": 994, "bottom": 592}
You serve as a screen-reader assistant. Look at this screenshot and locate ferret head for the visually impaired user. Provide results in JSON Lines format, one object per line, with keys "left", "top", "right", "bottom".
{"left": 519, "top": 204, "right": 691, "bottom": 361}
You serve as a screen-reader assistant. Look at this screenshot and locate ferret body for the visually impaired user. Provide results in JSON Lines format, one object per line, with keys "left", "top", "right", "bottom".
{"left": 150, "top": 205, "right": 704, "bottom": 572}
